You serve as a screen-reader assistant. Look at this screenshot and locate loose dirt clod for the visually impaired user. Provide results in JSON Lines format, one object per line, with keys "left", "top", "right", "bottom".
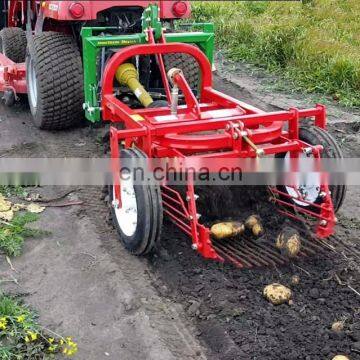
{"left": 210, "top": 221, "right": 245, "bottom": 240}
{"left": 263, "top": 283, "right": 292, "bottom": 305}
{"left": 331, "top": 321, "right": 345, "bottom": 333}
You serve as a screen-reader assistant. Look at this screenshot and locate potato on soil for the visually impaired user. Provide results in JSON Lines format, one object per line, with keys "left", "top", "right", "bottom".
{"left": 210, "top": 221, "right": 245, "bottom": 240}
{"left": 332, "top": 356, "right": 349, "bottom": 360}
{"left": 263, "top": 283, "right": 292, "bottom": 305}
{"left": 331, "top": 321, "right": 345, "bottom": 333}
{"left": 291, "top": 275, "right": 300, "bottom": 286}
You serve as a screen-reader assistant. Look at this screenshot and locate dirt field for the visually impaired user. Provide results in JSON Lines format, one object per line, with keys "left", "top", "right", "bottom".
{"left": 0, "top": 65, "right": 359, "bottom": 359}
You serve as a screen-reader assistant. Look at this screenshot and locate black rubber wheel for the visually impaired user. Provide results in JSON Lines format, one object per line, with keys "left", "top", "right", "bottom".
{"left": 26, "top": 32, "right": 84, "bottom": 130}
{"left": 109, "top": 148, "right": 163, "bottom": 255}
{"left": 276, "top": 125, "right": 346, "bottom": 213}
{"left": 0, "top": 27, "right": 27, "bottom": 63}
{"left": 164, "top": 53, "right": 200, "bottom": 90}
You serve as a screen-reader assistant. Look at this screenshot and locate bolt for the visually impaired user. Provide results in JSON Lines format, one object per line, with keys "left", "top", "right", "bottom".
{"left": 303, "top": 147, "right": 313, "bottom": 155}
{"left": 319, "top": 192, "right": 327, "bottom": 198}
{"left": 320, "top": 220, "right": 328, "bottom": 226}
{"left": 225, "top": 124, "right": 231, "bottom": 131}
{"left": 191, "top": 244, "right": 198, "bottom": 251}
{"left": 189, "top": 215, "right": 194, "bottom": 221}
{"left": 233, "top": 133, "right": 239, "bottom": 140}
{"left": 194, "top": 194, "right": 199, "bottom": 201}
{"left": 186, "top": 196, "right": 191, "bottom": 202}
{"left": 256, "top": 149, "right": 265, "bottom": 157}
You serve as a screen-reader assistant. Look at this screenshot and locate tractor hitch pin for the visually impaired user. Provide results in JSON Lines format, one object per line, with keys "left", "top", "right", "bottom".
{"left": 171, "top": 85, "right": 179, "bottom": 116}
{"left": 167, "top": 68, "right": 183, "bottom": 116}
{"left": 241, "top": 132, "right": 265, "bottom": 158}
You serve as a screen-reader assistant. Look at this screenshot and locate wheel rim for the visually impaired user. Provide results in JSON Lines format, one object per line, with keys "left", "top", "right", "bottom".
{"left": 113, "top": 173, "right": 138, "bottom": 237}
{"left": 284, "top": 153, "right": 321, "bottom": 207}
{"left": 28, "top": 57, "right": 38, "bottom": 110}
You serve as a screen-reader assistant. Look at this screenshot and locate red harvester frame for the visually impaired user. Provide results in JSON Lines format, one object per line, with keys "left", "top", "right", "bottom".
{"left": 103, "top": 34, "right": 336, "bottom": 264}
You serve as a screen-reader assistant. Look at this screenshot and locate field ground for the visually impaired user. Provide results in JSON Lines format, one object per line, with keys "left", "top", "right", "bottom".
{"left": 0, "top": 65, "right": 359, "bottom": 359}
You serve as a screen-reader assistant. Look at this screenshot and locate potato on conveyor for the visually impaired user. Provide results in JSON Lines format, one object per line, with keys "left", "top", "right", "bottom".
{"left": 276, "top": 227, "right": 302, "bottom": 258}
{"left": 210, "top": 221, "right": 245, "bottom": 240}
{"left": 263, "top": 283, "right": 292, "bottom": 305}
{"left": 245, "top": 215, "right": 261, "bottom": 230}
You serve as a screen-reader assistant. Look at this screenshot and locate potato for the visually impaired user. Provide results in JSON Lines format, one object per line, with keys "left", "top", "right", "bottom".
{"left": 275, "top": 232, "right": 286, "bottom": 249}
{"left": 245, "top": 215, "right": 260, "bottom": 230}
{"left": 332, "top": 356, "right": 349, "bottom": 360}
{"left": 291, "top": 275, "right": 300, "bottom": 286}
{"left": 285, "top": 235, "right": 302, "bottom": 258}
{"left": 252, "top": 223, "right": 264, "bottom": 238}
{"left": 263, "top": 283, "right": 292, "bottom": 305}
{"left": 331, "top": 321, "right": 344, "bottom": 333}
{"left": 275, "top": 227, "right": 301, "bottom": 258}
{"left": 210, "top": 222, "right": 245, "bottom": 240}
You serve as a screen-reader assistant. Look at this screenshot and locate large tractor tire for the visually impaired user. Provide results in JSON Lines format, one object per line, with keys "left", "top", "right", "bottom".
{"left": 109, "top": 147, "right": 163, "bottom": 255}
{"left": 0, "top": 27, "right": 27, "bottom": 63}
{"left": 164, "top": 53, "right": 200, "bottom": 90}
{"left": 276, "top": 125, "right": 346, "bottom": 213}
{"left": 26, "top": 32, "right": 84, "bottom": 130}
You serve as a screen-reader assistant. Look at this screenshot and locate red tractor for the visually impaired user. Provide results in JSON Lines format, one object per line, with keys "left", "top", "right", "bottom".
{"left": 0, "top": 0, "right": 194, "bottom": 129}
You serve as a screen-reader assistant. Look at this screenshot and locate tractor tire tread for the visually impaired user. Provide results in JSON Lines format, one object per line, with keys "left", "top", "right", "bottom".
{"left": 27, "top": 32, "right": 83, "bottom": 130}
{"left": 164, "top": 53, "right": 200, "bottom": 89}
{"left": 0, "top": 27, "right": 27, "bottom": 63}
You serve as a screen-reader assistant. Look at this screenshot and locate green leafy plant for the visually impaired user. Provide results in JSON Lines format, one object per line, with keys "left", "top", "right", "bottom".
{"left": 0, "top": 293, "right": 78, "bottom": 359}
{"left": 0, "top": 213, "right": 47, "bottom": 257}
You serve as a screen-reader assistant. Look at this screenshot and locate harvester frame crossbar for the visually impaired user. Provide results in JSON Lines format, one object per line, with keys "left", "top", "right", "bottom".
{"left": 100, "top": 24, "right": 336, "bottom": 264}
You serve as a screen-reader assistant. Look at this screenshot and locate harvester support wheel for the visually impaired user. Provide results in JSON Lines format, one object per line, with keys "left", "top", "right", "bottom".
{"left": 26, "top": 32, "right": 84, "bottom": 130}
{"left": 164, "top": 53, "right": 200, "bottom": 90}
{"left": 0, "top": 27, "right": 27, "bottom": 63}
{"left": 276, "top": 125, "right": 346, "bottom": 213}
{"left": 109, "top": 148, "right": 163, "bottom": 255}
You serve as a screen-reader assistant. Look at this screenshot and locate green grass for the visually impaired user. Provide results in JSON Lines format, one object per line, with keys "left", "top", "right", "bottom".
{"left": 192, "top": 0, "right": 360, "bottom": 107}
{"left": 0, "top": 213, "right": 45, "bottom": 257}
{"left": 0, "top": 293, "right": 78, "bottom": 359}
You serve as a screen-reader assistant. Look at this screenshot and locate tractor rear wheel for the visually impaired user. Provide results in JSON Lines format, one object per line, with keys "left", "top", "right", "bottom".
{"left": 109, "top": 148, "right": 163, "bottom": 255}
{"left": 276, "top": 125, "right": 346, "bottom": 213}
{"left": 26, "top": 32, "right": 84, "bottom": 130}
{"left": 0, "top": 27, "right": 27, "bottom": 63}
{"left": 164, "top": 53, "right": 200, "bottom": 90}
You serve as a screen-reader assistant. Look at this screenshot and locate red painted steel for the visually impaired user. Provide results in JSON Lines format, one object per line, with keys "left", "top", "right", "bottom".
{"left": 6, "top": 0, "right": 191, "bottom": 28}
{"left": 0, "top": 54, "right": 27, "bottom": 95}
{"left": 103, "top": 31, "right": 336, "bottom": 265}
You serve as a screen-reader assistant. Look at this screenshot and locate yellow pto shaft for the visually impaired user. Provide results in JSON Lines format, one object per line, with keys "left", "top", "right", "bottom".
{"left": 116, "top": 63, "right": 154, "bottom": 108}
